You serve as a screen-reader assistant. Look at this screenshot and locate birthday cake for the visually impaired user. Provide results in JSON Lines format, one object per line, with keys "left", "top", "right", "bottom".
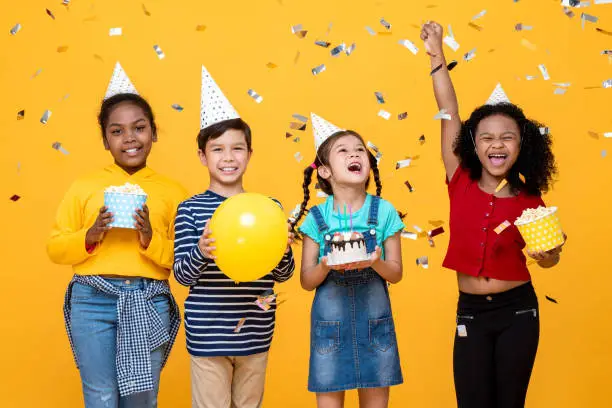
{"left": 326, "top": 231, "right": 370, "bottom": 266}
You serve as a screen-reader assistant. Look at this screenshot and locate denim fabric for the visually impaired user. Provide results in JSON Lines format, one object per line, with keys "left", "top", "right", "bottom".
{"left": 70, "top": 278, "right": 171, "bottom": 408}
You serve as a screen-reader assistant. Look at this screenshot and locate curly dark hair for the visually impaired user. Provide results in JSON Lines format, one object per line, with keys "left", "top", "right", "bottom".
{"left": 454, "top": 102, "right": 557, "bottom": 196}
{"left": 98, "top": 93, "right": 157, "bottom": 140}
{"left": 289, "top": 130, "right": 382, "bottom": 233}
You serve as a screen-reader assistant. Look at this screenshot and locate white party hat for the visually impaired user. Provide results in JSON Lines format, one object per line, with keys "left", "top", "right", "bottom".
{"left": 312, "top": 112, "right": 344, "bottom": 150}
{"left": 104, "top": 62, "right": 138, "bottom": 99}
{"left": 486, "top": 83, "right": 511, "bottom": 105}
{"left": 201, "top": 65, "right": 240, "bottom": 129}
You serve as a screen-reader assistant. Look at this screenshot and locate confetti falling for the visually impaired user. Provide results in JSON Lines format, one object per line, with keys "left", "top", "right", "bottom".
{"left": 419, "top": 135, "right": 426, "bottom": 144}
{"left": 416, "top": 256, "right": 429, "bottom": 269}
{"left": 515, "top": 23, "right": 533, "bottom": 31}
{"left": 468, "top": 22, "right": 484, "bottom": 31}
{"left": 312, "top": 64, "right": 326, "bottom": 75}
{"left": 538, "top": 64, "right": 550, "bottom": 80}
{"left": 290, "top": 122, "right": 307, "bottom": 131}
{"left": 142, "top": 3, "right": 151, "bottom": 16}
{"left": 247, "top": 89, "right": 263, "bottom": 103}
{"left": 380, "top": 18, "right": 392, "bottom": 30}
{"left": 399, "top": 39, "right": 419, "bottom": 55}
{"left": 398, "top": 112, "right": 408, "bottom": 120}
{"left": 331, "top": 43, "right": 346, "bottom": 57}
{"left": 401, "top": 230, "right": 417, "bottom": 240}
{"left": 434, "top": 109, "right": 452, "bottom": 120}
{"left": 345, "top": 43, "right": 356, "bottom": 56}
{"left": 171, "top": 104, "right": 184, "bottom": 111}
{"left": 291, "top": 24, "right": 308, "bottom": 38}
{"left": 375, "top": 92, "right": 385, "bottom": 104}
{"left": 396, "top": 159, "right": 411, "bottom": 169}
{"left": 31, "top": 69, "right": 42, "bottom": 79}
{"left": 266, "top": 62, "right": 278, "bottom": 69}
{"left": 521, "top": 38, "right": 537, "bottom": 51}
{"left": 365, "top": 26, "right": 376, "bottom": 36}
{"left": 57, "top": 46, "right": 69, "bottom": 53}
{"left": 378, "top": 110, "right": 391, "bottom": 120}
{"left": 444, "top": 35, "right": 460, "bottom": 51}
{"left": 46, "top": 9, "right": 56, "bottom": 20}
{"left": 10, "top": 23, "right": 21, "bottom": 35}
{"left": 428, "top": 227, "right": 445, "bottom": 238}
{"left": 463, "top": 48, "right": 477, "bottom": 61}
{"left": 315, "top": 40, "right": 331, "bottom": 48}
{"left": 472, "top": 9, "right": 487, "bottom": 21}
{"left": 234, "top": 317, "right": 246, "bottom": 333}
{"left": 109, "top": 27, "right": 122, "bottom": 36}
{"left": 545, "top": 296, "right": 558, "bottom": 304}
{"left": 40, "top": 110, "right": 52, "bottom": 124}
{"left": 196, "top": 25, "right": 207, "bottom": 32}
{"left": 495, "top": 179, "right": 508, "bottom": 193}
{"left": 404, "top": 180, "right": 414, "bottom": 192}
{"left": 153, "top": 45, "right": 165, "bottom": 59}
{"left": 10, "top": 195, "right": 21, "bottom": 202}
{"left": 603, "top": 79, "right": 612, "bottom": 88}
{"left": 17, "top": 110, "right": 24, "bottom": 120}
{"left": 52, "top": 142, "right": 69, "bottom": 155}
{"left": 494, "top": 220, "right": 511, "bottom": 234}
{"left": 294, "top": 152, "right": 303, "bottom": 162}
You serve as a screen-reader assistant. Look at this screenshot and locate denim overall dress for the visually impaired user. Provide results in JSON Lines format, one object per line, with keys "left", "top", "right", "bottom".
{"left": 308, "top": 196, "right": 403, "bottom": 392}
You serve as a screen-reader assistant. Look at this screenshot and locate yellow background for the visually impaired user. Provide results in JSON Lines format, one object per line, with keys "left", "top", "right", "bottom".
{"left": 1, "top": 0, "right": 611, "bottom": 406}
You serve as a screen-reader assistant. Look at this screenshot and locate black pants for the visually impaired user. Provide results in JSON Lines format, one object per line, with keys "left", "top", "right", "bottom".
{"left": 454, "top": 282, "right": 539, "bottom": 408}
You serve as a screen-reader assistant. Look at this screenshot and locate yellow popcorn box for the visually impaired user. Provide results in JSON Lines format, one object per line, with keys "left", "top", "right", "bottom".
{"left": 514, "top": 206, "right": 565, "bottom": 252}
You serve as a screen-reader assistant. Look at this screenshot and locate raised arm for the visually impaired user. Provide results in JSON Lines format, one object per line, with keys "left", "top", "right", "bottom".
{"left": 421, "top": 21, "right": 461, "bottom": 180}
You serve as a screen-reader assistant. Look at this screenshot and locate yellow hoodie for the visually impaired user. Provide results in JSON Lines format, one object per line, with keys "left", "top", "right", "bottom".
{"left": 47, "top": 164, "right": 188, "bottom": 280}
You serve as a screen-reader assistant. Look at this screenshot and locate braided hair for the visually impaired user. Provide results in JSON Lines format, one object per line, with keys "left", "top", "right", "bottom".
{"left": 290, "top": 130, "right": 382, "bottom": 233}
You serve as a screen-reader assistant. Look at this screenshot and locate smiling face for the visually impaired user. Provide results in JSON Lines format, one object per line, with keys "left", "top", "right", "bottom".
{"left": 199, "top": 128, "right": 251, "bottom": 187}
{"left": 474, "top": 114, "right": 521, "bottom": 178}
{"left": 103, "top": 101, "right": 155, "bottom": 174}
{"left": 318, "top": 134, "right": 371, "bottom": 189}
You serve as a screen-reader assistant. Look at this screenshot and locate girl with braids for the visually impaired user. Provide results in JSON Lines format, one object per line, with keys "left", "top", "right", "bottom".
{"left": 421, "top": 22, "right": 566, "bottom": 408}
{"left": 291, "top": 117, "right": 404, "bottom": 408}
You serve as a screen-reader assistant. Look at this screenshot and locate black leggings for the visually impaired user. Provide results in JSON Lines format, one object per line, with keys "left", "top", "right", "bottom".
{"left": 453, "top": 282, "right": 539, "bottom": 408}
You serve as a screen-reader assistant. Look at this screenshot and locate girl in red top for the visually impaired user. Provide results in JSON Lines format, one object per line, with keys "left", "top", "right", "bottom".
{"left": 421, "top": 22, "right": 566, "bottom": 408}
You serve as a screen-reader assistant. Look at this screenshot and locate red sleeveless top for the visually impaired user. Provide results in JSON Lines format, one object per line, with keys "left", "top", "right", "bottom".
{"left": 442, "top": 167, "right": 545, "bottom": 281}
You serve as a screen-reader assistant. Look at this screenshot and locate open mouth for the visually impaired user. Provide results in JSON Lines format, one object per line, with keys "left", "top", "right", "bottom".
{"left": 488, "top": 153, "right": 508, "bottom": 167}
{"left": 347, "top": 162, "right": 362, "bottom": 174}
{"left": 219, "top": 166, "right": 238, "bottom": 174}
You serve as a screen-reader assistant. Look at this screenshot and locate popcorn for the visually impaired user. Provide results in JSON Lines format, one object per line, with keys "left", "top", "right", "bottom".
{"left": 104, "top": 183, "right": 147, "bottom": 229}
{"left": 514, "top": 206, "right": 555, "bottom": 224}
{"left": 514, "top": 206, "right": 564, "bottom": 252}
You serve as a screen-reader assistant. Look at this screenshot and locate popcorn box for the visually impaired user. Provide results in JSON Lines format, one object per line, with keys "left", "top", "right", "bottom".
{"left": 514, "top": 206, "right": 564, "bottom": 252}
{"left": 104, "top": 192, "right": 147, "bottom": 229}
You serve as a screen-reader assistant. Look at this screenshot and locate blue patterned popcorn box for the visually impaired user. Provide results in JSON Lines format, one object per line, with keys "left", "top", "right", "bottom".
{"left": 104, "top": 192, "right": 147, "bottom": 229}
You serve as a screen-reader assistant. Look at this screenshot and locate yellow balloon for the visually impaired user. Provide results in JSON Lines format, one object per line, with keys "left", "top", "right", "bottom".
{"left": 209, "top": 193, "right": 288, "bottom": 282}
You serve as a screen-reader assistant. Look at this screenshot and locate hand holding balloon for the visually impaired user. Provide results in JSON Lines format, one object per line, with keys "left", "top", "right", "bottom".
{"left": 198, "top": 220, "right": 216, "bottom": 259}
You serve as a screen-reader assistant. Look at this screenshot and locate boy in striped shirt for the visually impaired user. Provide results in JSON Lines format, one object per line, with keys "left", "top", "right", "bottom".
{"left": 173, "top": 116, "right": 295, "bottom": 408}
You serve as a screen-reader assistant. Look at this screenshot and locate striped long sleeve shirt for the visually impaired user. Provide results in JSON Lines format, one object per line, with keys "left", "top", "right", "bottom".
{"left": 173, "top": 190, "right": 295, "bottom": 357}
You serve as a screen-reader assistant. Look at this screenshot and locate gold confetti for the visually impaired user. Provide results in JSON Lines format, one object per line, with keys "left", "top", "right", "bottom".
{"left": 521, "top": 38, "right": 537, "bottom": 51}
{"left": 142, "top": 3, "right": 151, "bottom": 16}
{"left": 468, "top": 22, "right": 483, "bottom": 31}
{"left": 416, "top": 256, "right": 429, "bottom": 269}
{"left": 195, "top": 25, "right": 207, "bottom": 32}
{"left": 266, "top": 62, "right": 278, "bottom": 69}
{"left": 234, "top": 318, "right": 246, "bottom": 333}
{"left": 519, "top": 173, "right": 526, "bottom": 183}
{"left": 57, "top": 46, "right": 69, "bottom": 53}
{"left": 495, "top": 179, "right": 508, "bottom": 193}
{"left": 294, "top": 51, "right": 300, "bottom": 64}
{"left": 17, "top": 110, "right": 25, "bottom": 120}
{"left": 494, "top": 220, "right": 511, "bottom": 234}
{"left": 46, "top": 8, "right": 55, "bottom": 19}
{"left": 596, "top": 28, "right": 612, "bottom": 36}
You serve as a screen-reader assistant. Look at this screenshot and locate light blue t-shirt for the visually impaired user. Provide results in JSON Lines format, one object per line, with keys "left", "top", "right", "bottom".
{"left": 299, "top": 194, "right": 405, "bottom": 260}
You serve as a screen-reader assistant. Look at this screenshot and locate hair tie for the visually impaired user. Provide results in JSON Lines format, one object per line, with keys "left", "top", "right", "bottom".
{"left": 310, "top": 163, "right": 317, "bottom": 169}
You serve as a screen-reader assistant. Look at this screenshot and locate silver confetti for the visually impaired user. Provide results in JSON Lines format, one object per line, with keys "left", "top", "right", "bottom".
{"left": 52, "top": 142, "right": 69, "bottom": 155}
{"left": 472, "top": 9, "right": 487, "bottom": 21}
{"left": 538, "top": 64, "right": 550, "bottom": 80}
{"left": 365, "top": 26, "right": 376, "bottom": 36}
{"left": 515, "top": 23, "right": 533, "bottom": 31}
{"left": 434, "top": 109, "right": 451, "bottom": 120}
{"left": 10, "top": 23, "right": 21, "bottom": 35}
{"left": 554, "top": 88, "right": 567, "bottom": 95}
{"left": 294, "top": 152, "right": 303, "bottom": 162}
{"left": 416, "top": 256, "right": 429, "bottom": 269}
{"left": 330, "top": 43, "right": 346, "bottom": 57}
{"left": 581, "top": 13, "right": 598, "bottom": 29}
{"left": 367, "top": 141, "right": 380, "bottom": 154}
{"left": 604, "top": 132, "right": 612, "bottom": 138}
{"left": 291, "top": 24, "right": 304, "bottom": 34}
{"left": 31, "top": 69, "right": 42, "bottom": 79}
{"left": 539, "top": 127, "right": 549, "bottom": 135}
{"left": 443, "top": 35, "right": 460, "bottom": 51}
{"left": 345, "top": 43, "right": 356, "bottom": 56}
{"left": 602, "top": 150, "right": 608, "bottom": 158}
{"left": 401, "top": 231, "right": 418, "bottom": 240}
{"left": 153, "top": 44, "right": 165, "bottom": 59}
{"left": 292, "top": 113, "right": 308, "bottom": 122}
{"left": 380, "top": 18, "right": 391, "bottom": 30}
{"left": 526, "top": 75, "right": 537, "bottom": 80}
{"left": 315, "top": 40, "right": 331, "bottom": 48}
{"left": 399, "top": 39, "right": 418, "bottom": 55}
{"left": 40, "top": 110, "right": 52, "bottom": 124}
{"left": 171, "top": 104, "right": 184, "bottom": 111}
{"left": 604, "top": 79, "right": 612, "bottom": 88}
{"left": 378, "top": 110, "right": 391, "bottom": 120}
{"left": 447, "top": 24, "right": 455, "bottom": 38}
{"left": 595, "top": 0, "right": 612, "bottom": 3}
{"left": 312, "top": 64, "right": 326, "bottom": 75}
{"left": 396, "top": 159, "right": 411, "bottom": 169}
{"left": 463, "top": 48, "right": 477, "bottom": 61}
{"left": 375, "top": 92, "right": 385, "bottom": 104}
{"left": 413, "top": 225, "right": 423, "bottom": 233}
{"left": 109, "top": 27, "right": 122, "bottom": 36}
{"left": 553, "top": 82, "right": 571, "bottom": 87}
{"left": 247, "top": 89, "right": 263, "bottom": 103}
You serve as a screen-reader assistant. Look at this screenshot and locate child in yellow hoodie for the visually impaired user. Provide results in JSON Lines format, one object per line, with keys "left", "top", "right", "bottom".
{"left": 47, "top": 64, "right": 187, "bottom": 408}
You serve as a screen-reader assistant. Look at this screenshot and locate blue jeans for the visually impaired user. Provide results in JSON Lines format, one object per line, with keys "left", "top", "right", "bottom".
{"left": 70, "top": 278, "right": 171, "bottom": 408}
